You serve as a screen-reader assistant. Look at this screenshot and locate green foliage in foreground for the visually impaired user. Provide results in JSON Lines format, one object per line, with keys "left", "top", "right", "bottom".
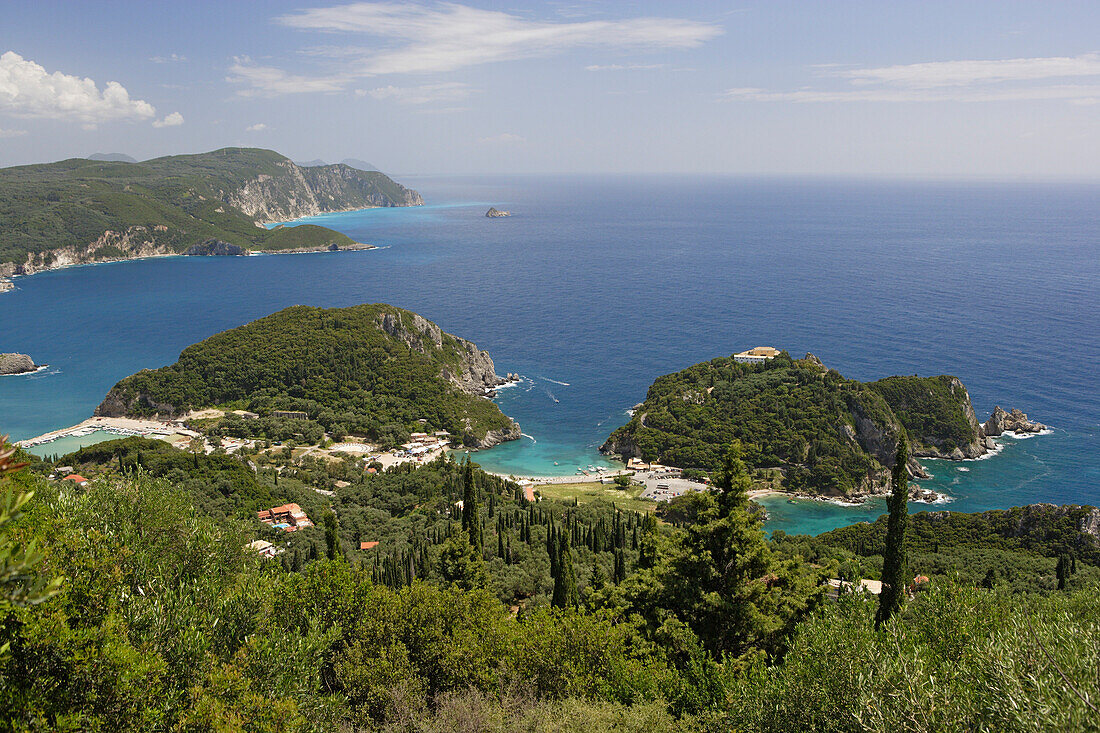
{"left": 5, "top": 437, "right": 1099, "bottom": 730}
{"left": 0, "top": 148, "right": 416, "bottom": 266}
{"left": 99, "top": 304, "right": 515, "bottom": 444}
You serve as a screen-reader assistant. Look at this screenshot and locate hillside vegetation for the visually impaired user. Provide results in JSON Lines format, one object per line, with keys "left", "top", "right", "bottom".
{"left": 4, "top": 435, "right": 1098, "bottom": 731}
{"left": 603, "top": 353, "right": 986, "bottom": 496}
{"left": 96, "top": 304, "right": 518, "bottom": 448}
{"left": 0, "top": 148, "right": 422, "bottom": 273}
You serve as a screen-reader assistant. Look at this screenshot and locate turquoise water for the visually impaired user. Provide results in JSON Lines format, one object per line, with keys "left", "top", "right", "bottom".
{"left": 2, "top": 176, "right": 1097, "bottom": 535}
{"left": 24, "top": 430, "right": 127, "bottom": 459}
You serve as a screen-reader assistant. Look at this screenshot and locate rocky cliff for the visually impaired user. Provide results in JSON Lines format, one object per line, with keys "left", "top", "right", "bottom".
{"left": 375, "top": 310, "right": 507, "bottom": 398}
{"left": 230, "top": 161, "right": 423, "bottom": 223}
{"left": 0, "top": 353, "right": 38, "bottom": 375}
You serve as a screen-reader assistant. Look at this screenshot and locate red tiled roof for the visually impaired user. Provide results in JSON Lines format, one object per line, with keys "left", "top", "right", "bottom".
{"left": 63, "top": 474, "right": 88, "bottom": 483}
{"left": 359, "top": 541, "right": 379, "bottom": 550}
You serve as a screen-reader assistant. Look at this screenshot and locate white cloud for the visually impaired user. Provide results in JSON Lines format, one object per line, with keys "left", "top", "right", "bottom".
{"left": 840, "top": 53, "right": 1100, "bottom": 88}
{"left": 150, "top": 53, "right": 187, "bottom": 64}
{"left": 246, "top": 122, "right": 268, "bottom": 131}
{"left": 724, "top": 52, "right": 1100, "bottom": 104}
{"left": 358, "top": 81, "right": 473, "bottom": 104}
{"left": 260, "top": 2, "right": 721, "bottom": 81}
{"left": 0, "top": 127, "right": 27, "bottom": 137}
{"left": 585, "top": 63, "right": 663, "bottom": 71}
{"left": 152, "top": 111, "right": 184, "bottom": 127}
{"left": 479, "top": 132, "right": 526, "bottom": 144}
{"left": 227, "top": 56, "right": 348, "bottom": 96}
{"left": 0, "top": 51, "right": 156, "bottom": 124}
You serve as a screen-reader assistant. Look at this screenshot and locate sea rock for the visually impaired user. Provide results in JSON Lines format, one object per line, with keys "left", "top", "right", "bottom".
{"left": 803, "top": 352, "right": 826, "bottom": 370}
{"left": 485, "top": 207, "right": 511, "bottom": 218}
{"left": 982, "top": 406, "right": 1047, "bottom": 436}
{"left": 184, "top": 239, "right": 249, "bottom": 256}
{"left": 0, "top": 353, "right": 37, "bottom": 375}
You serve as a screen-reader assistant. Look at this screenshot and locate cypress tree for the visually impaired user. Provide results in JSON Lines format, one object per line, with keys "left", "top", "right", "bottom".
{"left": 552, "top": 532, "right": 577, "bottom": 608}
{"left": 876, "top": 436, "right": 910, "bottom": 629}
{"left": 613, "top": 548, "right": 626, "bottom": 584}
{"left": 497, "top": 529, "right": 505, "bottom": 559}
{"left": 323, "top": 510, "right": 340, "bottom": 561}
{"left": 461, "top": 459, "right": 482, "bottom": 554}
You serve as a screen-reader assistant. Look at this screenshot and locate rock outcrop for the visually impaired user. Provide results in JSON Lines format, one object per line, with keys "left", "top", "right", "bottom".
{"left": 476, "top": 420, "right": 523, "bottom": 449}
{"left": 0, "top": 353, "right": 38, "bottom": 375}
{"left": 485, "top": 207, "right": 511, "bottom": 218}
{"left": 375, "top": 311, "right": 505, "bottom": 397}
{"left": 983, "top": 406, "right": 1048, "bottom": 436}
{"left": 184, "top": 239, "right": 249, "bottom": 256}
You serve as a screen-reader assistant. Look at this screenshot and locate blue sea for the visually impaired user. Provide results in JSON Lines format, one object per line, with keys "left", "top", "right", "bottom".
{"left": 2, "top": 176, "right": 1097, "bottom": 535}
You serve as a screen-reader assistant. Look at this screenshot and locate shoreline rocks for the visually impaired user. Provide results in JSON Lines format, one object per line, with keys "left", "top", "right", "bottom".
{"left": 982, "top": 406, "right": 1047, "bottom": 436}
{"left": 0, "top": 353, "right": 40, "bottom": 375}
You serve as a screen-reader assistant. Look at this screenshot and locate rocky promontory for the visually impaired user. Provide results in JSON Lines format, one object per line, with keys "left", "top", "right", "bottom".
{"left": 982, "top": 406, "right": 1048, "bottom": 436}
{"left": 0, "top": 353, "right": 40, "bottom": 375}
{"left": 184, "top": 240, "right": 249, "bottom": 256}
{"left": 485, "top": 207, "right": 511, "bottom": 218}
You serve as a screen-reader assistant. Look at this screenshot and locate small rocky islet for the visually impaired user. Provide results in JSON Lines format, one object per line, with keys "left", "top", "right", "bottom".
{"left": 0, "top": 352, "right": 42, "bottom": 375}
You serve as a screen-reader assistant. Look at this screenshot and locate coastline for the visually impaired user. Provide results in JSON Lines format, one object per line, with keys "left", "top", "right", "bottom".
{"left": 0, "top": 243, "right": 383, "bottom": 292}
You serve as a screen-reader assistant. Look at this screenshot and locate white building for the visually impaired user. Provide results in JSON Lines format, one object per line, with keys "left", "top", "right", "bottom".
{"left": 733, "top": 346, "right": 781, "bottom": 364}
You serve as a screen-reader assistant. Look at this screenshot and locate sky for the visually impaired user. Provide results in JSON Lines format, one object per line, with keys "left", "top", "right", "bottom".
{"left": 2, "top": 0, "right": 1099, "bottom": 178}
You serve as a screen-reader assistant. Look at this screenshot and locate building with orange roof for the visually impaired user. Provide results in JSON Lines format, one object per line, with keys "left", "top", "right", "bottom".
{"left": 62, "top": 473, "right": 89, "bottom": 486}
{"left": 257, "top": 502, "right": 313, "bottom": 532}
{"left": 359, "top": 541, "right": 379, "bottom": 550}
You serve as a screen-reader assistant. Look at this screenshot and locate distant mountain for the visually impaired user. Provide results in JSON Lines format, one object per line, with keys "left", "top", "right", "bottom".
{"left": 0, "top": 147, "right": 424, "bottom": 277}
{"left": 294, "top": 158, "right": 328, "bottom": 167}
{"left": 341, "top": 158, "right": 379, "bottom": 171}
{"left": 87, "top": 153, "right": 138, "bottom": 163}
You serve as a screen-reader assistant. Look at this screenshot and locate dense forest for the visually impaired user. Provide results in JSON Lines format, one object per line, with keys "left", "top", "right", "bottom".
{"left": 2, "top": 432, "right": 1098, "bottom": 730}
{"left": 602, "top": 353, "right": 986, "bottom": 496}
{"left": 95, "top": 304, "right": 518, "bottom": 448}
{"left": 0, "top": 148, "right": 421, "bottom": 268}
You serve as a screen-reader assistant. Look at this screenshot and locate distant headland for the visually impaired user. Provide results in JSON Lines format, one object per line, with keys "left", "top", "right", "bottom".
{"left": 0, "top": 148, "right": 422, "bottom": 284}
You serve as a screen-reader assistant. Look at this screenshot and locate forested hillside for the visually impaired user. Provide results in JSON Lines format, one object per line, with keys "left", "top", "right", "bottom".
{"left": 0, "top": 148, "right": 422, "bottom": 274}
{"left": 603, "top": 353, "right": 990, "bottom": 496}
{"left": 96, "top": 304, "right": 520, "bottom": 448}
{"left": 3, "top": 435, "right": 1097, "bottom": 731}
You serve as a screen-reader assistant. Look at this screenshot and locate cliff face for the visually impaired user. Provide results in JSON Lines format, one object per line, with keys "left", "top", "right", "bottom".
{"left": 2, "top": 226, "right": 176, "bottom": 278}
{"left": 375, "top": 311, "right": 505, "bottom": 396}
{"left": 229, "top": 161, "right": 423, "bottom": 223}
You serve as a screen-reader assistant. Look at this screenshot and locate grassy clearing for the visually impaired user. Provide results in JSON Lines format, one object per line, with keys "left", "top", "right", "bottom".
{"left": 536, "top": 481, "right": 657, "bottom": 513}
